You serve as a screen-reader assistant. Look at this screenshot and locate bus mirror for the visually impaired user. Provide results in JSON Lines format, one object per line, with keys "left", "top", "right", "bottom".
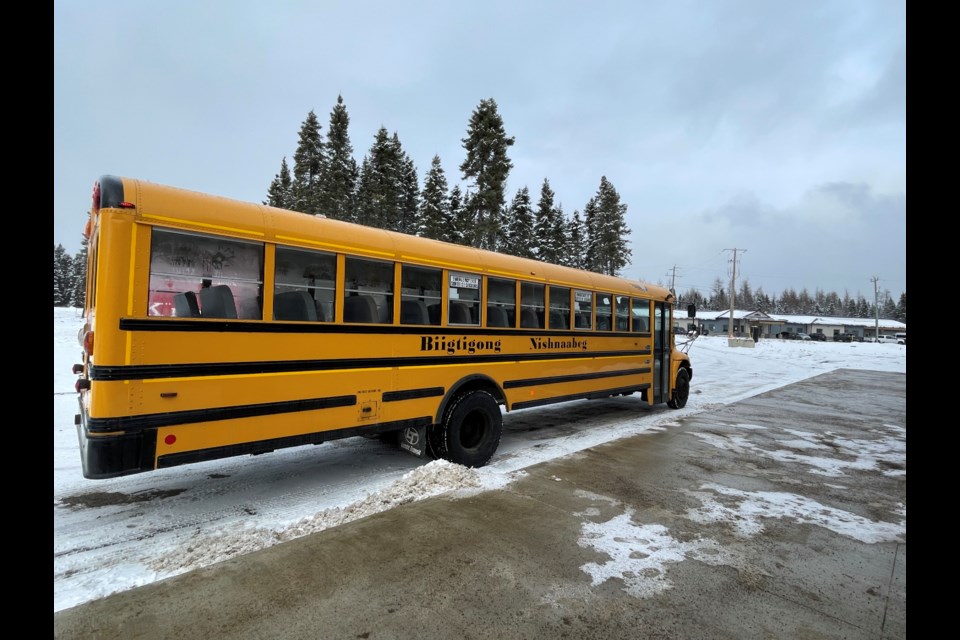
{"left": 687, "top": 304, "right": 696, "bottom": 318}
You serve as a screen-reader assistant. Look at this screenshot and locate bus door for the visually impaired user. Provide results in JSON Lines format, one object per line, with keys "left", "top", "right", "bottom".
{"left": 652, "top": 302, "right": 670, "bottom": 404}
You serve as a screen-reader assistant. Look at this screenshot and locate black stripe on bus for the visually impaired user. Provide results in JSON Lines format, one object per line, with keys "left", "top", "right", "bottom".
{"left": 119, "top": 317, "right": 651, "bottom": 339}
{"left": 89, "top": 350, "right": 651, "bottom": 382}
{"left": 86, "top": 394, "right": 357, "bottom": 434}
{"left": 156, "top": 417, "right": 432, "bottom": 471}
{"left": 511, "top": 384, "right": 651, "bottom": 411}
{"left": 503, "top": 368, "right": 649, "bottom": 390}
{"left": 382, "top": 387, "right": 445, "bottom": 402}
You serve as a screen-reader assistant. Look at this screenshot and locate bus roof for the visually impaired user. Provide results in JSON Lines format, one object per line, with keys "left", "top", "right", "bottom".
{"left": 99, "top": 175, "right": 673, "bottom": 300}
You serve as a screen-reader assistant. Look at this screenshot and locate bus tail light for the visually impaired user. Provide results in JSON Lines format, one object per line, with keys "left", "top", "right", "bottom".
{"left": 81, "top": 330, "right": 94, "bottom": 356}
{"left": 75, "top": 379, "right": 90, "bottom": 392}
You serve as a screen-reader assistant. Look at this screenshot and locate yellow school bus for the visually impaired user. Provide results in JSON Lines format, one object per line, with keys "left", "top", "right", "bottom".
{"left": 71, "top": 175, "right": 693, "bottom": 479}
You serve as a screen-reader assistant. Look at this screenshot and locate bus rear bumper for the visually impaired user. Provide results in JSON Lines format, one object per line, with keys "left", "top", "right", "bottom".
{"left": 75, "top": 399, "right": 156, "bottom": 479}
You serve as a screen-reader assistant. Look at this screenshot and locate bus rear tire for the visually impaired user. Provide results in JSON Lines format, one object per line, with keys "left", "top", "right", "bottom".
{"left": 430, "top": 390, "right": 502, "bottom": 468}
{"left": 667, "top": 368, "right": 690, "bottom": 409}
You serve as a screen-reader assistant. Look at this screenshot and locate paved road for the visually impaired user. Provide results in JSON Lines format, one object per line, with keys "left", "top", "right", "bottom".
{"left": 54, "top": 369, "right": 906, "bottom": 640}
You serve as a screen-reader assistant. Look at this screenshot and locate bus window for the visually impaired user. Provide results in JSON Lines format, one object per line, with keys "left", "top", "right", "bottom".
{"left": 548, "top": 286, "right": 571, "bottom": 330}
{"left": 631, "top": 298, "right": 650, "bottom": 332}
{"left": 574, "top": 290, "right": 593, "bottom": 329}
{"left": 596, "top": 294, "right": 613, "bottom": 331}
{"left": 487, "top": 277, "right": 516, "bottom": 328}
{"left": 274, "top": 246, "right": 335, "bottom": 322}
{"left": 520, "top": 282, "right": 545, "bottom": 328}
{"left": 615, "top": 295, "right": 630, "bottom": 331}
{"left": 344, "top": 257, "right": 394, "bottom": 324}
{"left": 449, "top": 271, "right": 481, "bottom": 325}
{"left": 401, "top": 265, "right": 442, "bottom": 325}
{"left": 148, "top": 228, "right": 263, "bottom": 319}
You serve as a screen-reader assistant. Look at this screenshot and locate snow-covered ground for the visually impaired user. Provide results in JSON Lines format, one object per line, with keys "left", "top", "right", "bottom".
{"left": 53, "top": 306, "right": 906, "bottom": 612}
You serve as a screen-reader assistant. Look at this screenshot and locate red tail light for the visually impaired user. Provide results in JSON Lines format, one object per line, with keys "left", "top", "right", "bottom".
{"left": 82, "top": 330, "right": 94, "bottom": 356}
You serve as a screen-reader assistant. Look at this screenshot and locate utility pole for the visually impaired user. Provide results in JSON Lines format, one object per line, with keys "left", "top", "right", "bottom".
{"left": 724, "top": 249, "right": 745, "bottom": 338}
{"left": 667, "top": 265, "right": 678, "bottom": 295}
{"left": 871, "top": 275, "right": 880, "bottom": 340}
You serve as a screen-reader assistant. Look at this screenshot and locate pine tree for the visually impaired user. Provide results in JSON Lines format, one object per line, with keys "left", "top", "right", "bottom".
{"left": 533, "top": 179, "right": 557, "bottom": 263}
{"left": 54, "top": 244, "right": 73, "bottom": 307}
{"left": 265, "top": 157, "right": 293, "bottom": 208}
{"left": 318, "top": 95, "right": 358, "bottom": 222}
{"left": 504, "top": 186, "right": 535, "bottom": 258}
{"left": 396, "top": 134, "right": 420, "bottom": 235}
{"left": 291, "top": 110, "right": 326, "bottom": 214}
{"left": 446, "top": 185, "right": 466, "bottom": 244}
{"left": 895, "top": 292, "right": 906, "bottom": 323}
{"left": 459, "top": 98, "right": 515, "bottom": 250}
{"left": 565, "top": 209, "right": 585, "bottom": 268}
{"left": 71, "top": 238, "right": 88, "bottom": 307}
{"left": 419, "top": 156, "right": 450, "bottom": 240}
{"left": 356, "top": 127, "right": 403, "bottom": 230}
{"left": 585, "top": 177, "right": 631, "bottom": 276}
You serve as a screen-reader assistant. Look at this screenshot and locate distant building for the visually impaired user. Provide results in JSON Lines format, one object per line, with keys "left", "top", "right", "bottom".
{"left": 674, "top": 309, "right": 905, "bottom": 341}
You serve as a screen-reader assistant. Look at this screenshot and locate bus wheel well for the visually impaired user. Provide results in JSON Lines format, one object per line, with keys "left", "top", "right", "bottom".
{"left": 435, "top": 375, "right": 505, "bottom": 424}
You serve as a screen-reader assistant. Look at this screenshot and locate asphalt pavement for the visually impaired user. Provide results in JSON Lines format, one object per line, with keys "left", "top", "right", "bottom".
{"left": 54, "top": 368, "right": 906, "bottom": 640}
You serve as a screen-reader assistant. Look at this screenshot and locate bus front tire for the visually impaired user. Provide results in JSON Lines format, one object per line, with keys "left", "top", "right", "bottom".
{"left": 667, "top": 368, "right": 690, "bottom": 409}
{"left": 429, "top": 390, "right": 502, "bottom": 468}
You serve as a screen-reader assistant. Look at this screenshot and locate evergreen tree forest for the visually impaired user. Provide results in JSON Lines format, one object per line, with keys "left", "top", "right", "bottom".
{"left": 54, "top": 94, "right": 906, "bottom": 324}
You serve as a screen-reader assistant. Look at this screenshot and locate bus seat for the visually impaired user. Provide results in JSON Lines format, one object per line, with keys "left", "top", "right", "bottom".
{"left": 401, "top": 299, "right": 430, "bottom": 325}
{"left": 632, "top": 318, "right": 648, "bottom": 332}
{"left": 521, "top": 308, "right": 539, "bottom": 328}
{"left": 487, "top": 305, "right": 510, "bottom": 327}
{"left": 575, "top": 313, "right": 591, "bottom": 329}
{"left": 597, "top": 316, "right": 611, "bottom": 331}
{"left": 344, "top": 295, "right": 378, "bottom": 323}
{"left": 173, "top": 291, "right": 200, "bottom": 318}
{"left": 274, "top": 291, "right": 318, "bottom": 321}
{"left": 449, "top": 301, "right": 471, "bottom": 324}
{"left": 199, "top": 285, "right": 238, "bottom": 319}
{"left": 549, "top": 311, "right": 568, "bottom": 330}
{"left": 427, "top": 303, "right": 442, "bottom": 325}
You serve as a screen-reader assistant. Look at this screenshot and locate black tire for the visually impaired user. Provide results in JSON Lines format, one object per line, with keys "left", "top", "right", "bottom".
{"left": 429, "top": 390, "right": 502, "bottom": 468}
{"left": 667, "top": 368, "right": 690, "bottom": 409}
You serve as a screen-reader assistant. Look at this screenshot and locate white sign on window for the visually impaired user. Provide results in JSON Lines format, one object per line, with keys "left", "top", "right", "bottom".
{"left": 450, "top": 274, "right": 479, "bottom": 289}
{"left": 575, "top": 290, "right": 592, "bottom": 302}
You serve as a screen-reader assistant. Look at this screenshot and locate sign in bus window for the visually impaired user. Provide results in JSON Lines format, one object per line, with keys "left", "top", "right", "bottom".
{"left": 487, "top": 278, "right": 516, "bottom": 328}
{"left": 274, "top": 247, "right": 335, "bottom": 322}
{"left": 344, "top": 257, "right": 394, "bottom": 324}
{"left": 401, "top": 265, "right": 442, "bottom": 325}
{"left": 448, "top": 272, "right": 480, "bottom": 325}
{"left": 520, "top": 282, "right": 544, "bottom": 328}
{"left": 549, "top": 286, "right": 571, "bottom": 330}
{"left": 148, "top": 228, "right": 263, "bottom": 319}
{"left": 574, "top": 290, "right": 593, "bottom": 329}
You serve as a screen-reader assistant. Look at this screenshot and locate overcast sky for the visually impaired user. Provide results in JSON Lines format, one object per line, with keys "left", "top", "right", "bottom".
{"left": 53, "top": 0, "right": 905, "bottom": 299}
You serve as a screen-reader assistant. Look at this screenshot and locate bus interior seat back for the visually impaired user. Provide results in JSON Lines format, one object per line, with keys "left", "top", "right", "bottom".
{"left": 274, "top": 290, "right": 318, "bottom": 321}
{"left": 199, "top": 285, "right": 238, "bottom": 319}
{"left": 632, "top": 317, "right": 648, "bottom": 332}
{"left": 173, "top": 291, "right": 200, "bottom": 318}
{"left": 575, "top": 312, "right": 591, "bottom": 329}
{"left": 549, "top": 311, "right": 568, "bottom": 330}
{"left": 401, "top": 299, "right": 430, "bottom": 324}
{"left": 427, "top": 303, "right": 442, "bottom": 325}
{"left": 344, "top": 295, "right": 378, "bottom": 323}
{"left": 521, "top": 308, "right": 539, "bottom": 328}
{"left": 487, "top": 305, "right": 510, "bottom": 327}
{"left": 449, "top": 301, "right": 472, "bottom": 324}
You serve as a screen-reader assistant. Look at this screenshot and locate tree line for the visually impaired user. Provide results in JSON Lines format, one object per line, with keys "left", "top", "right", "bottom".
{"left": 52, "top": 94, "right": 905, "bottom": 324}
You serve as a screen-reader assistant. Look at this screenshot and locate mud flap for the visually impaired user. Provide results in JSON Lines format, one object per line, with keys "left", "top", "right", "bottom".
{"left": 398, "top": 425, "right": 428, "bottom": 458}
